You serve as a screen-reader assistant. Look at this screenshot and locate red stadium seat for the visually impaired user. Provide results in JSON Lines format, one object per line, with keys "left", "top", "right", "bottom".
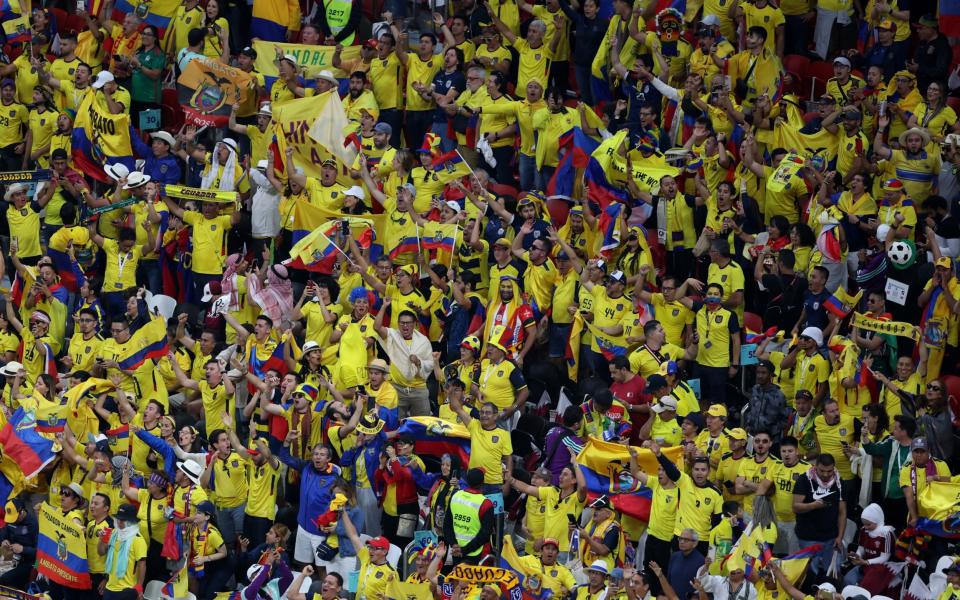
{"left": 806, "top": 61, "right": 835, "bottom": 101}
{"left": 487, "top": 182, "right": 519, "bottom": 200}
{"left": 783, "top": 54, "right": 810, "bottom": 80}
{"left": 947, "top": 96, "right": 960, "bottom": 114}
{"left": 161, "top": 88, "right": 184, "bottom": 133}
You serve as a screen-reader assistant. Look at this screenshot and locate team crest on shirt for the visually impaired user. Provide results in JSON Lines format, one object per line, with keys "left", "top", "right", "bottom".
{"left": 721, "top": 275, "right": 728, "bottom": 282}
{"left": 535, "top": 54, "right": 541, "bottom": 60}
{"left": 840, "top": 428, "right": 847, "bottom": 435}
{"left": 360, "top": 325, "right": 367, "bottom": 332}
{"left": 160, "top": 164, "right": 168, "bottom": 173}
{"left": 616, "top": 304, "right": 623, "bottom": 311}
{"left": 550, "top": 569, "right": 557, "bottom": 577}
{"left": 715, "top": 316, "right": 722, "bottom": 323}
{"left": 375, "top": 571, "right": 383, "bottom": 579}
{"left": 8, "top": 110, "right": 14, "bottom": 117}
{"left": 764, "top": 15, "right": 769, "bottom": 21}
{"left": 813, "top": 302, "right": 820, "bottom": 310}
{"left": 492, "top": 435, "right": 499, "bottom": 443}
{"left": 19, "top": 208, "right": 27, "bottom": 216}
{"left": 672, "top": 309, "right": 679, "bottom": 316}
{"left": 231, "top": 460, "right": 239, "bottom": 467}
{"left": 760, "top": 466, "right": 767, "bottom": 474}
{"left": 705, "top": 497, "right": 711, "bottom": 504}
{"left": 497, "top": 370, "right": 504, "bottom": 376}
{"left": 211, "top": 224, "right": 217, "bottom": 231}
{"left": 809, "top": 364, "right": 816, "bottom": 372}
{"left": 426, "top": 60, "right": 433, "bottom": 67}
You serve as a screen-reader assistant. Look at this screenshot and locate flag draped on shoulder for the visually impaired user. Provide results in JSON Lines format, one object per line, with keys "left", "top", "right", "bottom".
{"left": 72, "top": 92, "right": 135, "bottom": 183}
{"left": 118, "top": 317, "right": 169, "bottom": 370}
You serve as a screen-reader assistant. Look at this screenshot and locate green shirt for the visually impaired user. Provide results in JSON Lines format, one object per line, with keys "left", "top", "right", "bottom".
{"left": 131, "top": 48, "right": 166, "bottom": 104}
{"left": 863, "top": 437, "right": 911, "bottom": 499}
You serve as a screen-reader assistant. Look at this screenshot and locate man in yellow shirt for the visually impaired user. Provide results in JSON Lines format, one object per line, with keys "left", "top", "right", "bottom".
{"left": 341, "top": 510, "right": 396, "bottom": 599}
{"left": 813, "top": 398, "right": 856, "bottom": 493}
{"left": 489, "top": 7, "right": 558, "bottom": 99}
{"left": 162, "top": 196, "right": 240, "bottom": 305}
{"left": 628, "top": 320, "right": 694, "bottom": 377}
{"left": 901, "top": 436, "right": 952, "bottom": 525}
{"left": 390, "top": 20, "right": 441, "bottom": 150}
{"left": 781, "top": 326, "right": 830, "bottom": 405}
{"left": 449, "top": 391, "right": 513, "bottom": 493}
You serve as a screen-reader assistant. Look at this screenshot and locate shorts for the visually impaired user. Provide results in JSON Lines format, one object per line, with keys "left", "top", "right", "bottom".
{"left": 548, "top": 323, "right": 572, "bottom": 358}
{"left": 293, "top": 525, "right": 326, "bottom": 564}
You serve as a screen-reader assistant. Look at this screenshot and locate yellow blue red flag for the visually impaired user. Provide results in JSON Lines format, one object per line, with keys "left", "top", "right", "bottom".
{"left": 37, "top": 501, "right": 91, "bottom": 587}
{"left": 72, "top": 92, "right": 134, "bottom": 183}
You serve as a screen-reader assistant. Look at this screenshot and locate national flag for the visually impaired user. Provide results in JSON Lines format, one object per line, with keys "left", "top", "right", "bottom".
{"left": 431, "top": 150, "right": 472, "bottom": 184}
{"left": 177, "top": 59, "right": 256, "bottom": 128}
{"left": 422, "top": 223, "right": 459, "bottom": 255}
{"left": 584, "top": 320, "right": 628, "bottom": 360}
{"left": 34, "top": 401, "right": 68, "bottom": 433}
{"left": 72, "top": 91, "right": 135, "bottom": 183}
{"left": 548, "top": 127, "right": 599, "bottom": 200}
{"left": 940, "top": 0, "right": 960, "bottom": 38}
{"left": 117, "top": 317, "right": 169, "bottom": 371}
{"left": 0, "top": 408, "right": 57, "bottom": 478}
{"left": 395, "top": 417, "right": 471, "bottom": 466}
{"left": 287, "top": 200, "right": 384, "bottom": 255}
{"left": 781, "top": 543, "right": 823, "bottom": 560}
{"left": 0, "top": 455, "right": 24, "bottom": 526}
{"left": 113, "top": 0, "right": 179, "bottom": 34}
{"left": 914, "top": 515, "right": 960, "bottom": 539}
{"left": 306, "top": 93, "right": 358, "bottom": 167}
{"left": 498, "top": 536, "right": 550, "bottom": 599}
{"left": 772, "top": 126, "right": 838, "bottom": 166}
{"left": 824, "top": 286, "right": 862, "bottom": 318}
{"left": 598, "top": 203, "right": 624, "bottom": 256}
{"left": 744, "top": 326, "right": 778, "bottom": 344}
{"left": 2, "top": 13, "right": 29, "bottom": 44}
{"left": 248, "top": 338, "right": 289, "bottom": 383}
{"left": 565, "top": 313, "right": 585, "bottom": 381}
{"left": 105, "top": 424, "right": 131, "bottom": 457}
{"left": 905, "top": 571, "right": 933, "bottom": 600}
{"left": 917, "top": 480, "right": 960, "bottom": 522}
{"left": 37, "top": 502, "right": 91, "bottom": 588}
{"left": 389, "top": 236, "right": 421, "bottom": 260}
{"left": 386, "top": 578, "right": 433, "bottom": 600}
{"left": 585, "top": 131, "right": 630, "bottom": 209}
{"left": 286, "top": 222, "right": 341, "bottom": 273}
{"left": 575, "top": 437, "right": 684, "bottom": 521}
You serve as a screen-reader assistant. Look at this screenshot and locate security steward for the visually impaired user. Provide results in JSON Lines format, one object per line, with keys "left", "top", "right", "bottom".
{"left": 444, "top": 467, "right": 496, "bottom": 565}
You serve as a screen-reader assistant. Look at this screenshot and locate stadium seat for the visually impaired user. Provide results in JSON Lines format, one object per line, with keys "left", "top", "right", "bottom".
{"left": 806, "top": 61, "right": 835, "bottom": 100}
{"left": 782, "top": 54, "right": 810, "bottom": 81}
{"left": 943, "top": 375, "right": 960, "bottom": 402}
{"left": 161, "top": 88, "right": 185, "bottom": 133}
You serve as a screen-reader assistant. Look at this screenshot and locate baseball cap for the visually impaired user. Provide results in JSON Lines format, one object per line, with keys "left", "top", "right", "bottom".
{"left": 541, "top": 538, "right": 560, "bottom": 548}
{"left": 92, "top": 70, "right": 115, "bottom": 90}
{"left": 800, "top": 326, "right": 823, "bottom": 346}
{"left": 832, "top": 56, "right": 851, "bottom": 68}
{"left": 706, "top": 404, "right": 728, "bottom": 418}
{"left": 400, "top": 182, "right": 417, "bottom": 196}
{"left": 882, "top": 178, "right": 905, "bottom": 192}
{"left": 445, "top": 200, "right": 461, "bottom": 212}
{"left": 240, "top": 46, "right": 257, "bottom": 58}
{"left": 374, "top": 122, "right": 392, "bottom": 135}
{"left": 644, "top": 374, "right": 668, "bottom": 393}
{"left": 367, "top": 536, "right": 390, "bottom": 550}
{"left": 607, "top": 270, "right": 626, "bottom": 284}
{"left": 590, "top": 495, "right": 613, "bottom": 510}
{"left": 917, "top": 14, "right": 938, "bottom": 28}
{"left": 936, "top": 257, "right": 952, "bottom": 269}
{"left": 814, "top": 583, "right": 837, "bottom": 593}
{"left": 361, "top": 38, "right": 378, "bottom": 50}
{"left": 727, "top": 428, "right": 748, "bottom": 441}
{"left": 911, "top": 437, "right": 929, "bottom": 451}
{"left": 878, "top": 18, "right": 896, "bottom": 30}
{"left": 701, "top": 14, "right": 720, "bottom": 26}
{"left": 651, "top": 396, "right": 678, "bottom": 414}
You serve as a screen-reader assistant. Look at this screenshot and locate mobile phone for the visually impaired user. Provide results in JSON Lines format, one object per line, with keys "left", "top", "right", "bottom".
{"left": 567, "top": 514, "right": 577, "bottom": 525}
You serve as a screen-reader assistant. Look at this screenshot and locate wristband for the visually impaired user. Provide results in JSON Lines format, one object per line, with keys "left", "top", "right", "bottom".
{"left": 133, "top": 584, "right": 143, "bottom": 595}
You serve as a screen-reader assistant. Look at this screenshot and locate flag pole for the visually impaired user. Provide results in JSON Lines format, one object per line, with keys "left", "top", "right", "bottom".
{"left": 318, "top": 225, "right": 358, "bottom": 268}
{"left": 415, "top": 221, "right": 422, "bottom": 257}
{"left": 448, "top": 225, "right": 459, "bottom": 271}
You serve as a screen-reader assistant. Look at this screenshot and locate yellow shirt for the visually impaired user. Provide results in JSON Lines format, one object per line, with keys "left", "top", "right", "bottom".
{"left": 517, "top": 556, "right": 577, "bottom": 598}
{"left": 102, "top": 238, "right": 142, "bottom": 291}
{"left": 629, "top": 342, "right": 684, "bottom": 378}
{"left": 245, "top": 124, "right": 270, "bottom": 164}
{"left": 0, "top": 100, "right": 27, "bottom": 149}
{"left": 899, "top": 459, "right": 952, "bottom": 516}
{"left": 136, "top": 488, "right": 169, "bottom": 544}
{"left": 168, "top": 4, "right": 206, "bottom": 56}
{"left": 695, "top": 306, "right": 737, "bottom": 368}
{"left": 737, "top": 455, "right": 779, "bottom": 514}
{"left": 476, "top": 94, "right": 518, "bottom": 149}
{"left": 404, "top": 53, "right": 442, "bottom": 112}
{"left": 269, "top": 79, "right": 298, "bottom": 106}
{"left": 716, "top": 451, "right": 748, "bottom": 504}
{"left": 7, "top": 202, "right": 41, "bottom": 258}
{"left": 104, "top": 532, "right": 147, "bottom": 591}
{"left": 209, "top": 451, "right": 248, "bottom": 508}
{"left": 651, "top": 294, "right": 693, "bottom": 347}
{"left": 467, "top": 419, "right": 512, "bottom": 484}
{"left": 356, "top": 546, "right": 396, "bottom": 599}
{"left": 742, "top": 4, "right": 784, "bottom": 54}
{"left": 883, "top": 373, "right": 921, "bottom": 420}
{"left": 793, "top": 352, "right": 830, "bottom": 398}
{"left": 589, "top": 288, "right": 630, "bottom": 353}
{"left": 68, "top": 332, "right": 103, "bottom": 376}
{"left": 477, "top": 358, "right": 526, "bottom": 411}
{"left": 707, "top": 260, "right": 746, "bottom": 322}
{"left": 521, "top": 252, "right": 556, "bottom": 315}
{"left": 814, "top": 413, "right": 856, "bottom": 478}
{"left": 646, "top": 477, "right": 679, "bottom": 541}
{"left": 199, "top": 380, "right": 233, "bottom": 436}
{"left": 27, "top": 109, "right": 55, "bottom": 168}
{"left": 539, "top": 486, "right": 584, "bottom": 552}
{"left": 301, "top": 301, "right": 343, "bottom": 352}
{"left": 675, "top": 472, "right": 723, "bottom": 538}
{"left": 772, "top": 459, "right": 811, "bottom": 522}
{"left": 86, "top": 518, "right": 113, "bottom": 574}
{"left": 513, "top": 38, "right": 552, "bottom": 100}
{"left": 182, "top": 211, "right": 232, "bottom": 275}
{"left": 369, "top": 53, "right": 403, "bottom": 110}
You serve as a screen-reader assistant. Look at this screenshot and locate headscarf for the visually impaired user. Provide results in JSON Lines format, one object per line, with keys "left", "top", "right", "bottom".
{"left": 201, "top": 139, "right": 238, "bottom": 191}
{"left": 860, "top": 503, "right": 896, "bottom": 539}
{"left": 220, "top": 253, "right": 244, "bottom": 312}
{"left": 248, "top": 264, "right": 293, "bottom": 324}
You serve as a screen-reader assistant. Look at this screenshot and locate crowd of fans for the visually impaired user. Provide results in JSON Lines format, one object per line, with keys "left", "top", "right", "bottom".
{"left": 0, "top": 0, "right": 959, "bottom": 599}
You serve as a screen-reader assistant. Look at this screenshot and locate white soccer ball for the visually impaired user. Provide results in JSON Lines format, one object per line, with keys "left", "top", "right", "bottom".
{"left": 887, "top": 241, "right": 913, "bottom": 265}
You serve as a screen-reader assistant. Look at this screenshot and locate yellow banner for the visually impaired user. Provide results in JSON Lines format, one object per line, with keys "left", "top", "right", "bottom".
{"left": 591, "top": 130, "right": 680, "bottom": 193}
{"left": 252, "top": 41, "right": 361, "bottom": 80}
{"left": 177, "top": 58, "right": 256, "bottom": 126}
{"left": 274, "top": 95, "right": 354, "bottom": 180}
{"left": 163, "top": 184, "right": 238, "bottom": 204}
{"left": 851, "top": 312, "right": 920, "bottom": 341}
{"left": 772, "top": 122, "right": 838, "bottom": 164}
{"left": 919, "top": 480, "right": 960, "bottom": 520}
{"left": 448, "top": 564, "right": 521, "bottom": 588}
{"left": 386, "top": 578, "right": 433, "bottom": 600}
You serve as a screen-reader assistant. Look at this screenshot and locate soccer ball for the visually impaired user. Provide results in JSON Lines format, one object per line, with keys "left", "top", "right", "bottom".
{"left": 888, "top": 241, "right": 913, "bottom": 265}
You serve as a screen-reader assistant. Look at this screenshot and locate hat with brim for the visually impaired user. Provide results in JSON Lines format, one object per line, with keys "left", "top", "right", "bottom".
{"left": 898, "top": 127, "right": 931, "bottom": 147}
{"left": 0, "top": 361, "right": 22, "bottom": 377}
{"left": 64, "top": 482, "right": 86, "bottom": 501}
{"left": 356, "top": 415, "right": 385, "bottom": 436}
{"left": 150, "top": 131, "right": 176, "bottom": 147}
{"left": 105, "top": 163, "right": 130, "bottom": 181}
{"left": 124, "top": 171, "right": 151, "bottom": 190}
{"left": 116, "top": 503, "right": 139, "bottom": 522}
{"left": 280, "top": 54, "right": 299, "bottom": 68}
{"left": 316, "top": 70, "right": 338, "bottom": 86}
{"left": 177, "top": 459, "right": 203, "bottom": 485}
{"left": 587, "top": 560, "right": 609, "bottom": 575}
{"left": 3, "top": 183, "right": 26, "bottom": 202}
{"left": 368, "top": 358, "right": 389, "bottom": 373}
{"left": 258, "top": 103, "right": 273, "bottom": 117}
{"left": 917, "top": 14, "right": 938, "bottom": 28}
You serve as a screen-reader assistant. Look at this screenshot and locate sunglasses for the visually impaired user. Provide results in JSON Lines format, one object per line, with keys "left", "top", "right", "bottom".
{"left": 927, "top": 384, "right": 942, "bottom": 391}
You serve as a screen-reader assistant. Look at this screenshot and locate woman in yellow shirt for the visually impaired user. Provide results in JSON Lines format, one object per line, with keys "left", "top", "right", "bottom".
{"left": 906, "top": 81, "right": 959, "bottom": 144}
{"left": 201, "top": 0, "right": 230, "bottom": 59}
{"left": 25, "top": 87, "right": 56, "bottom": 169}
{"left": 191, "top": 501, "right": 230, "bottom": 598}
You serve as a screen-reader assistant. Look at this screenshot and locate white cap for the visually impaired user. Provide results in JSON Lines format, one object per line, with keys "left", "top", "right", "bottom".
{"left": 92, "top": 70, "right": 115, "bottom": 89}
{"left": 814, "top": 583, "right": 836, "bottom": 593}
{"left": 256, "top": 160, "right": 268, "bottom": 170}
{"left": 176, "top": 460, "right": 203, "bottom": 484}
{"left": 0, "top": 361, "right": 23, "bottom": 377}
{"left": 800, "top": 326, "right": 823, "bottom": 346}
{"left": 445, "top": 200, "right": 461, "bottom": 212}
{"left": 701, "top": 14, "right": 720, "bottom": 26}
{"left": 344, "top": 185, "right": 365, "bottom": 200}
{"left": 302, "top": 341, "right": 321, "bottom": 354}
{"left": 832, "top": 56, "right": 852, "bottom": 68}
{"left": 651, "top": 395, "right": 678, "bottom": 413}
{"left": 876, "top": 224, "right": 891, "bottom": 243}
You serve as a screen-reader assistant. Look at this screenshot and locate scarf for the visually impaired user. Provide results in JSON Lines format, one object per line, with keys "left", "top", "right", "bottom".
{"left": 806, "top": 464, "right": 839, "bottom": 496}
{"left": 191, "top": 522, "right": 209, "bottom": 578}
{"left": 378, "top": 327, "right": 434, "bottom": 382}
{"left": 482, "top": 277, "right": 525, "bottom": 358}
{"left": 248, "top": 264, "right": 294, "bottom": 324}
{"left": 105, "top": 523, "right": 140, "bottom": 579}
{"left": 200, "top": 143, "right": 237, "bottom": 191}
{"left": 580, "top": 514, "right": 625, "bottom": 567}
{"left": 220, "top": 254, "right": 244, "bottom": 312}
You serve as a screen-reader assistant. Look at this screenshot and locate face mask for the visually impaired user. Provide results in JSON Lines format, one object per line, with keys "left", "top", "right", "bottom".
{"left": 705, "top": 296, "right": 722, "bottom": 305}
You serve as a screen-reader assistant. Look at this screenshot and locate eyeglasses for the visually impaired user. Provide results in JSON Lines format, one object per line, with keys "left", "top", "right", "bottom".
{"left": 111, "top": 327, "right": 127, "bottom": 334}
{"left": 927, "top": 384, "right": 942, "bottom": 391}
{"left": 60, "top": 489, "right": 75, "bottom": 497}
{"left": 398, "top": 320, "right": 416, "bottom": 326}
